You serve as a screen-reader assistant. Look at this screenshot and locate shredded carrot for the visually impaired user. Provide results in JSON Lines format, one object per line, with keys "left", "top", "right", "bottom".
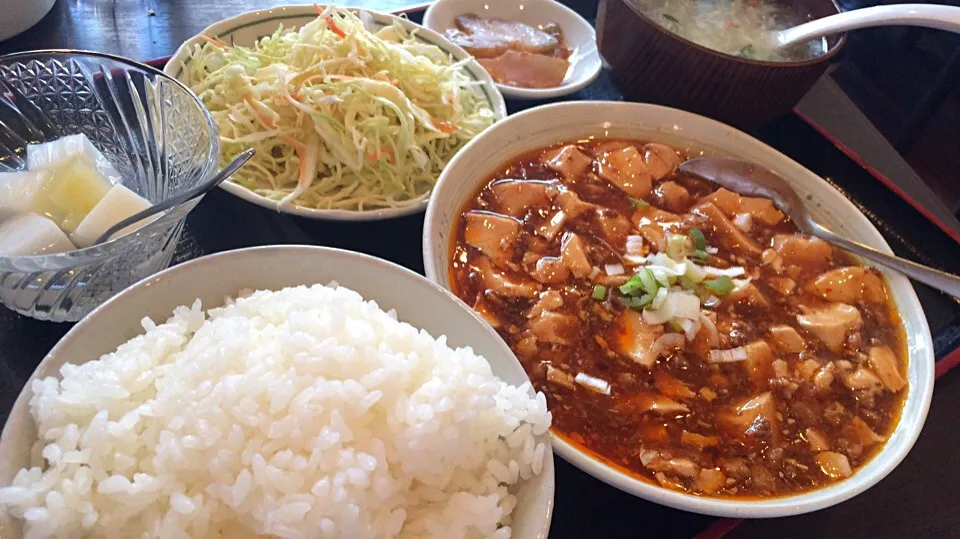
{"left": 434, "top": 120, "right": 457, "bottom": 135}
{"left": 326, "top": 17, "right": 347, "bottom": 38}
{"left": 295, "top": 74, "right": 327, "bottom": 97}
{"left": 284, "top": 94, "right": 322, "bottom": 121}
{"left": 200, "top": 35, "right": 227, "bottom": 50}
{"left": 281, "top": 136, "right": 309, "bottom": 188}
{"left": 366, "top": 146, "right": 396, "bottom": 164}
{"left": 281, "top": 136, "right": 307, "bottom": 155}
{"left": 296, "top": 148, "right": 308, "bottom": 184}
{"left": 243, "top": 96, "right": 275, "bottom": 129}
{"left": 313, "top": 4, "right": 347, "bottom": 38}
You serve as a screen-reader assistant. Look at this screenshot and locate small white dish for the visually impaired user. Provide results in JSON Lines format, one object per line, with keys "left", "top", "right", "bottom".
{"left": 166, "top": 5, "right": 507, "bottom": 221}
{"left": 0, "top": 245, "right": 554, "bottom": 539}
{"left": 0, "top": 0, "right": 55, "bottom": 42}
{"left": 421, "top": 101, "right": 935, "bottom": 518}
{"left": 423, "top": 0, "right": 602, "bottom": 100}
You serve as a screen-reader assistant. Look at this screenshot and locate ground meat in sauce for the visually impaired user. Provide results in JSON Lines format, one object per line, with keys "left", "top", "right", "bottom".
{"left": 449, "top": 139, "right": 908, "bottom": 499}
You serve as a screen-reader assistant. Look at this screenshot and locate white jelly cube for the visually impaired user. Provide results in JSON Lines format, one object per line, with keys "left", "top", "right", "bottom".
{"left": 0, "top": 213, "right": 76, "bottom": 256}
{"left": 28, "top": 134, "right": 121, "bottom": 183}
{"left": 0, "top": 170, "right": 50, "bottom": 221}
{"left": 71, "top": 184, "right": 153, "bottom": 247}
{"left": 27, "top": 156, "right": 114, "bottom": 233}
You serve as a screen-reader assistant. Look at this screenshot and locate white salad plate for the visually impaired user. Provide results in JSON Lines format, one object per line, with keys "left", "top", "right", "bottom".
{"left": 423, "top": 0, "right": 603, "bottom": 100}
{"left": 0, "top": 245, "right": 554, "bottom": 538}
{"left": 165, "top": 5, "right": 507, "bottom": 222}
{"left": 421, "top": 101, "right": 935, "bottom": 518}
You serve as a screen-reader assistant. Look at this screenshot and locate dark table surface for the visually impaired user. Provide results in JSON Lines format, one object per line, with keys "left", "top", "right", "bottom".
{"left": 2, "top": 2, "right": 960, "bottom": 538}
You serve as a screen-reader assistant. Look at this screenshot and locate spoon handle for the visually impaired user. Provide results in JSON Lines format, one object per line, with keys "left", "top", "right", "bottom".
{"left": 810, "top": 222, "right": 960, "bottom": 298}
{"left": 94, "top": 149, "right": 255, "bottom": 245}
{"left": 777, "top": 4, "right": 960, "bottom": 48}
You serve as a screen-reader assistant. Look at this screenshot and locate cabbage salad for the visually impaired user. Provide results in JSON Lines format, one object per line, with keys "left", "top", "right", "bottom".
{"left": 187, "top": 6, "right": 496, "bottom": 211}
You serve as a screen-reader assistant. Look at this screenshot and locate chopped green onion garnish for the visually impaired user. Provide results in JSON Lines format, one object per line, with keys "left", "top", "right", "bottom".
{"left": 739, "top": 44, "right": 756, "bottom": 58}
{"left": 686, "top": 259, "right": 707, "bottom": 283}
{"left": 639, "top": 268, "right": 659, "bottom": 295}
{"left": 650, "top": 286, "right": 669, "bottom": 310}
{"left": 619, "top": 274, "right": 644, "bottom": 296}
{"left": 666, "top": 234, "right": 689, "bottom": 261}
{"left": 688, "top": 228, "right": 707, "bottom": 251}
{"left": 629, "top": 197, "right": 649, "bottom": 209}
{"left": 618, "top": 294, "right": 654, "bottom": 310}
{"left": 679, "top": 275, "right": 697, "bottom": 290}
{"left": 651, "top": 267, "right": 672, "bottom": 288}
{"left": 704, "top": 275, "right": 735, "bottom": 296}
{"left": 592, "top": 285, "right": 607, "bottom": 300}
{"left": 667, "top": 319, "right": 685, "bottom": 333}
{"left": 691, "top": 249, "right": 710, "bottom": 263}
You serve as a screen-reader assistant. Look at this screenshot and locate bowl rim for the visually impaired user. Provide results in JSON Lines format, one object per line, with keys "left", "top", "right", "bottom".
{"left": 0, "top": 244, "right": 556, "bottom": 538}
{"left": 0, "top": 0, "right": 55, "bottom": 43}
{"left": 421, "top": 100, "right": 936, "bottom": 518}
{"left": 603, "top": 0, "right": 847, "bottom": 66}
{"left": 422, "top": 0, "right": 603, "bottom": 100}
{"left": 164, "top": 4, "right": 508, "bottom": 222}
{"left": 0, "top": 49, "right": 220, "bottom": 268}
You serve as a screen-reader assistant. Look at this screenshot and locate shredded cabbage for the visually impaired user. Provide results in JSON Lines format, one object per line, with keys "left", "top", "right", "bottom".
{"left": 186, "top": 6, "right": 496, "bottom": 211}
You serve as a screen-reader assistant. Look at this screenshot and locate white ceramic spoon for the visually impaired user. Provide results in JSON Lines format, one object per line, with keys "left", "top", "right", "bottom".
{"left": 776, "top": 4, "right": 960, "bottom": 48}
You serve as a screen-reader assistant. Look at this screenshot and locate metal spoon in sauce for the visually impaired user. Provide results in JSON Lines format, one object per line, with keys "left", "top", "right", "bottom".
{"left": 94, "top": 149, "right": 255, "bottom": 246}
{"left": 774, "top": 4, "right": 960, "bottom": 50}
{"left": 678, "top": 156, "right": 960, "bottom": 298}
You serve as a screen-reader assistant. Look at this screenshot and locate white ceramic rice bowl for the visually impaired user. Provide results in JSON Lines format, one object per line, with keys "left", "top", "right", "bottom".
{"left": 0, "top": 246, "right": 554, "bottom": 538}
{"left": 421, "top": 101, "right": 935, "bottom": 518}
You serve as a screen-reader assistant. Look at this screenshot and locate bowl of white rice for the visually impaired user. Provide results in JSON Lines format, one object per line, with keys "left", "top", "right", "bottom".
{"left": 0, "top": 245, "right": 554, "bottom": 539}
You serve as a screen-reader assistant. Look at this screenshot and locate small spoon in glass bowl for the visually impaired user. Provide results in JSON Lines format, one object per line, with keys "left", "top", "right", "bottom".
{"left": 94, "top": 148, "right": 255, "bottom": 245}
{"left": 678, "top": 156, "right": 960, "bottom": 298}
{"left": 774, "top": 4, "right": 960, "bottom": 50}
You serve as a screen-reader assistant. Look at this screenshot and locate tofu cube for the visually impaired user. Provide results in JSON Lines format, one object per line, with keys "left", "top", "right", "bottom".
{"left": 28, "top": 134, "right": 121, "bottom": 182}
{"left": 0, "top": 170, "right": 49, "bottom": 221}
{"left": 71, "top": 184, "right": 153, "bottom": 247}
{"left": 0, "top": 213, "right": 76, "bottom": 256}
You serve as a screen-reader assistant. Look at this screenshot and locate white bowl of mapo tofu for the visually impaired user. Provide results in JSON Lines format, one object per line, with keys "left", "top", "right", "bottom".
{"left": 422, "top": 101, "right": 935, "bottom": 517}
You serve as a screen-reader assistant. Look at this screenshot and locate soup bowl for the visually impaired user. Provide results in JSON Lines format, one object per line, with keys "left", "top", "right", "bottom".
{"left": 421, "top": 101, "right": 934, "bottom": 517}
{"left": 596, "top": 0, "right": 845, "bottom": 130}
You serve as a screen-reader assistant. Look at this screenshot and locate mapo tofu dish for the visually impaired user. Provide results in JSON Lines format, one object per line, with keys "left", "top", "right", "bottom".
{"left": 449, "top": 139, "right": 909, "bottom": 498}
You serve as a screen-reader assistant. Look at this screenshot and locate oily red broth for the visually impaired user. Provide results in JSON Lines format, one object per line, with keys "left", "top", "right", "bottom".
{"left": 449, "top": 139, "right": 908, "bottom": 498}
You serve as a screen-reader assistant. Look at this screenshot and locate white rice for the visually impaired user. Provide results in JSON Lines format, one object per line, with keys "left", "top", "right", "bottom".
{"left": 0, "top": 284, "right": 551, "bottom": 538}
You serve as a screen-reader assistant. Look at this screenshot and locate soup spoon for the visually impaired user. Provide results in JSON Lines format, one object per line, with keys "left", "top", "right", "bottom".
{"left": 775, "top": 4, "right": 960, "bottom": 49}
{"left": 678, "top": 157, "right": 960, "bottom": 299}
{"left": 94, "top": 149, "right": 255, "bottom": 245}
